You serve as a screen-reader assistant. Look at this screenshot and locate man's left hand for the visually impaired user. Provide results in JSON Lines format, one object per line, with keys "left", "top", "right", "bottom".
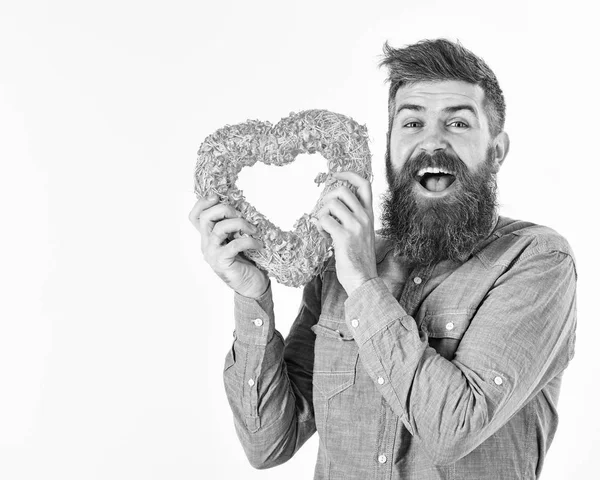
{"left": 313, "top": 171, "right": 378, "bottom": 296}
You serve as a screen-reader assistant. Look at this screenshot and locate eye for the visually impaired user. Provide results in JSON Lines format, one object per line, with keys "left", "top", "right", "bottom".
{"left": 448, "top": 120, "right": 469, "bottom": 129}
{"left": 403, "top": 121, "right": 422, "bottom": 128}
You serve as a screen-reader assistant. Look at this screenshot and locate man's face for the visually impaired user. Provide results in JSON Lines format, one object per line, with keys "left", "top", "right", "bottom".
{"left": 381, "top": 80, "right": 507, "bottom": 265}
{"left": 389, "top": 80, "right": 494, "bottom": 200}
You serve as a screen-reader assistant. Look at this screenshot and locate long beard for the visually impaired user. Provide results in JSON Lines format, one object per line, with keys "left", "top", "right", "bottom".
{"left": 380, "top": 147, "right": 498, "bottom": 265}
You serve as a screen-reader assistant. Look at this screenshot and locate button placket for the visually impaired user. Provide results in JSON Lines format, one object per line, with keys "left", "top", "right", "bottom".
{"left": 400, "top": 266, "right": 430, "bottom": 318}
{"left": 374, "top": 403, "right": 397, "bottom": 474}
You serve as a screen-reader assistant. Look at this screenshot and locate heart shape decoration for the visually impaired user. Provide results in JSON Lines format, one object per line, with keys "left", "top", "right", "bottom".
{"left": 194, "top": 109, "right": 372, "bottom": 287}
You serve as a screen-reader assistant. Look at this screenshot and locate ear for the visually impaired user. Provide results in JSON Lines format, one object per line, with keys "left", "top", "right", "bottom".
{"left": 490, "top": 131, "right": 510, "bottom": 172}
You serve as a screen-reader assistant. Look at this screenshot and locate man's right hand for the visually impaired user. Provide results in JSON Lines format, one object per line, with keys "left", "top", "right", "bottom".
{"left": 189, "top": 195, "right": 269, "bottom": 299}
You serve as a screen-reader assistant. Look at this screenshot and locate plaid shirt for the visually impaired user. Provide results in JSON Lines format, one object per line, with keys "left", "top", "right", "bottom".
{"left": 223, "top": 216, "right": 577, "bottom": 479}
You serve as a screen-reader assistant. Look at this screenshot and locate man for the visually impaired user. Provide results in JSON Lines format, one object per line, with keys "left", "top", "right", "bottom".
{"left": 189, "top": 39, "right": 577, "bottom": 479}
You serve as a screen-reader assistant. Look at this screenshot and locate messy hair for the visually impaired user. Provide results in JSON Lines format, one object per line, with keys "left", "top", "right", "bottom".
{"left": 379, "top": 39, "right": 506, "bottom": 137}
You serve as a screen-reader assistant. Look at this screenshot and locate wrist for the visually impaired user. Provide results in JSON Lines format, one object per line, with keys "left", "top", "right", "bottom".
{"left": 344, "top": 275, "right": 377, "bottom": 297}
{"left": 237, "top": 278, "right": 270, "bottom": 299}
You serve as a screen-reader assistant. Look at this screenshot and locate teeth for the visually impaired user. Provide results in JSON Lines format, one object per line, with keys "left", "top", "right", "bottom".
{"left": 416, "top": 166, "right": 455, "bottom": 178}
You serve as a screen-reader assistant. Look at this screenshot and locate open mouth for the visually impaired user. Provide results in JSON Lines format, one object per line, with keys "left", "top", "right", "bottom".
{"left": 416, "top": 167, "right": 457, "bottom": 193}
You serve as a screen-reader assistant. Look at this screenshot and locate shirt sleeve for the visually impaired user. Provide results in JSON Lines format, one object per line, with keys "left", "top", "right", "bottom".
{"left": 222, "top": 275, "right": 322, "bottom": 469}
{"left": 343, "top": 247, "right": 577, "bottom": 466}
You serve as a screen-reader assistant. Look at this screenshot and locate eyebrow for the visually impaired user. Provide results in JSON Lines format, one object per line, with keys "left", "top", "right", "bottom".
{"left": 395, "top": 103, "right": 424, "bottom": 116}
{"left": 443, "top": 105, "right": 479, "bottom": 117}
{"left": 395, "top": 103, "right": 479, "bottom": 118}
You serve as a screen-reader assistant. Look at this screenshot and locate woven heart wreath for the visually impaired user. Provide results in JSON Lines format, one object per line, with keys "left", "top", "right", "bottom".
{"left": 194, "top": 109, "right": 372, "bottom": 287}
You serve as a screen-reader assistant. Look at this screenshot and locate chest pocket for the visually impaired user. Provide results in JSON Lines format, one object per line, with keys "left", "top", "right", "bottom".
{"left": 311, "top": 315, "right": 358, "bottom": 399}
{"left": 422, "top": 310, "right": 473, "bottom": 360}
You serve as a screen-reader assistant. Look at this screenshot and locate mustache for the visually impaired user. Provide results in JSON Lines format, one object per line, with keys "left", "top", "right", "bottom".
{"left": 401, "top": 150, "right": 470, "bottom": 182}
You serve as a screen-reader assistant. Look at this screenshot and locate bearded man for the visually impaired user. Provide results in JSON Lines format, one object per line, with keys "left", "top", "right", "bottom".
{"left": 189, "top": 39, "right": 577, "bottom": 479}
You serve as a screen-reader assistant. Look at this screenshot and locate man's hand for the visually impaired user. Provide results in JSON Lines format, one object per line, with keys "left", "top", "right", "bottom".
{"left": 314, "top": 171, "right": 378, "bottom": 296}
{"left": 189, "top": 196, "right": 269, "bottom": 299}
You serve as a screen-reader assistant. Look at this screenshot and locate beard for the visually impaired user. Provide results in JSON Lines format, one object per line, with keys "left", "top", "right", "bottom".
{"left": 380, "top": 146, "right": 498, "bottom": 266}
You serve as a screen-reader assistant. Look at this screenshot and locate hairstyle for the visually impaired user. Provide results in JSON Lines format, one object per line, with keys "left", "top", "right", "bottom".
{"left": 379, "top": 39, "right": 506, "bottom": 137}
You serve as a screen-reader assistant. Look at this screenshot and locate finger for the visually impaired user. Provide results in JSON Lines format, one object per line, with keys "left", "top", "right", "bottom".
{"left": 318, "top": 198, "right": 353, "bottom": 226}
{"left": 222, "top": 236, "right": 264, "bottom": 259}
{"left": 310, "top": 216, "right": 332, "bottom": 241}
{"left": 196, "top": 203, "right": 242, "bottom": 236}
{"left": 188, "top": 195, "right": 219, "bottom": 224}
{"left": 320, "top": 186, "right": 363, "bottom": 214}
{"left": 318, "top": 214, "right": 344, "bottom": 237}
{"left": 333, "top": 171, "right": 372, "bottom": 210}
{"left": 211, "top": 218, "right": 257, "bottom": 244}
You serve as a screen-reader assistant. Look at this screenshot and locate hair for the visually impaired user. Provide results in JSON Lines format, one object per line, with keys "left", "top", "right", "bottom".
{"left": 379, "top": 39, "right": 506, "bottom": 137}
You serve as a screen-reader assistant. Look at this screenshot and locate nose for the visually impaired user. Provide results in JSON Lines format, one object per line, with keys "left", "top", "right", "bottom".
{"left": 419, "top": 125, "right": 448, "bottom": 154}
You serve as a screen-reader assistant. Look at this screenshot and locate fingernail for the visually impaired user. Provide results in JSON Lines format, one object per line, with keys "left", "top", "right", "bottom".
{"left": 208, "top": 194, "right": 218, "bottom": 201}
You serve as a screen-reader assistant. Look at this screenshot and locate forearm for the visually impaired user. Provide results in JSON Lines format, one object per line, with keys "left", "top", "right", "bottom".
{"left": 346, "top": 290, "right": 498, "bottom": 463}
{"left": 344, "top": 251, "right": 576, "bottom": 465}
{"left": 223, "top": 282, "right": 317, "bottom": 468}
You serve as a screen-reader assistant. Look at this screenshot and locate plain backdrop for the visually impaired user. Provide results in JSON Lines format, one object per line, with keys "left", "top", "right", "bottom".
{"left": 0, "top": 1, "right": 598, "bottom": 479}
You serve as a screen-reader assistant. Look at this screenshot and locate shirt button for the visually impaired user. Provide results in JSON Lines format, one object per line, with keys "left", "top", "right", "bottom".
{"left": 445, "top": 322, "right": 454, "bottom": 331}
{"left": 413, "top": 276, "right": 422, "bottom": 285}
{"left": 377, "top": 377, "right": 385, "bottom": 385}
{"left": 351, "top": 319, "right": 359, "bottom": 328}
{"left": 253, "top": 318, "right": 263, "bottom": 327}
{"left": 248, "top": 378, "right": 255, "bottom": 387}
{"left": 494, "top": 376, "right": 503, "bottom": 386}
{"left": 378, "top": 454, "right": 387, "bottom": 464}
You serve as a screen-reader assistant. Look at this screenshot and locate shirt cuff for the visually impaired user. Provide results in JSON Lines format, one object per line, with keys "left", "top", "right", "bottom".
{"left": 233, "top": 281, "right": 275, "bottom": 346}
{"left": 344, "top": 277, "right": 410, "bottom": 346}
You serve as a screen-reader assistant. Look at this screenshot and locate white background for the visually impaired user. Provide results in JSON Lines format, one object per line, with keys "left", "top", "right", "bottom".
{"left": 0, "top": 1, "right": 597, "bottom": 479}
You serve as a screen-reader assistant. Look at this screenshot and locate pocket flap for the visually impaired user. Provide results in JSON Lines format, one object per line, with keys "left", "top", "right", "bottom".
{"left": 311, "top": 315, "right": 354, "bottom": 341}
{"left": 424, "top": 310, "right": 473, "bottom": 339}
{"left": 313, "top": 370, "right": 356, "bottom": 398}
